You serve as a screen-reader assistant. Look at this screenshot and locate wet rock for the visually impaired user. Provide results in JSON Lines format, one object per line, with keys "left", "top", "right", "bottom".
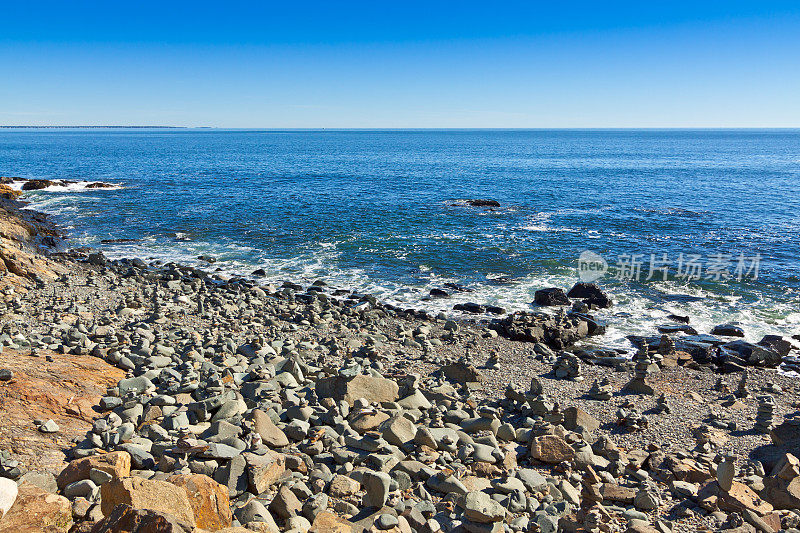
{"left": 534, "top": 288, "right": 571, "bottom": 307}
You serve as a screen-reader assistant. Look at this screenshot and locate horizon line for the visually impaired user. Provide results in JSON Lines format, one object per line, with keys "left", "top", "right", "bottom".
{"left": 2, "top": 125, "right": 800, "bottom": 131}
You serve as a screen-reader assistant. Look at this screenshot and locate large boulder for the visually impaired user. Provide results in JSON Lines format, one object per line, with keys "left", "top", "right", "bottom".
{"left": 100, "top": 477, "right": 195, "bottom": 527}
{"left": 761, "top": 453, "right": 800, "bottom": 509}
{"left": 315, "top": 375, "right": 399, "bottom": 406}
{"left": 56, "top": 451, "right": 131, "bottom": 490}
{"left": 491, "top": 311, "right": 603, "bottom": 349}
{"left": 21, "top": 179, "right": 56, "bottom": 191}
{"left": 167, "top": 474, "right": 232, "bottom": 531}
{"left": 0, "top": 482, "right": 72, "bottom": 533}
{"left": 720, "top": 340, "right": 782, "bottom": 368}
{"left": 566, "top": 282, "right": 612, "bottom": 308}
{"left": 534, "top": 288, "right": 571, "bottom": 307}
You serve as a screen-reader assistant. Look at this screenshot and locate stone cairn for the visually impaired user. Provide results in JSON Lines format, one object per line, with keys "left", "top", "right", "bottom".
{"left": 623, "top": 343, "right": 655, "bottom": 395}
{"left": 654, "top": 393, "right": 670, "bottom": 414}
{"left": 553, "top": 352, "right": 583, "bottom": 381}
{"left": 657, "top": 333, "right": 675, "bottom": 355}
{"left": 755, "top": 394, "right": 776, "bottom": 433}
{"left": 735, "top": 370, "right": 750, "bottom": 398}
{"left": 588, "top": 377, "right": 613, "bottom": 401}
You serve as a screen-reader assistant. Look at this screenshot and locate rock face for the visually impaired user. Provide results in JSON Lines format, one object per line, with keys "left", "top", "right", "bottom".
{"left": 314, "top": 374, "right": 399, "bottom": 406}
{"left": 0, "top": 197, "right": 66, "bottom": 285}
{"left": 100, "top": 477, "right": 196, "bottom": 527}
{"left": 90, "top": 504, "right": 194, "bottom": 533}
{"left": 0, "top": 482, "right": 72, "bottom": 533}
{"left": 167, "top": 474, "right": 232, "bottom": 530}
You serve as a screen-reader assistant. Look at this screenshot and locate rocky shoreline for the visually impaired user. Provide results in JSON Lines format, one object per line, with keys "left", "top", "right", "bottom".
{"left": 0, "top": 191, "right": 799, "bottom": 533}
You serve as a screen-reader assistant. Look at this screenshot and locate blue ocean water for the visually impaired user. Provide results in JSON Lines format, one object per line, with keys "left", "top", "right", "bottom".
{"left": 2, "top": 128, "right": 799, "bottom": 348}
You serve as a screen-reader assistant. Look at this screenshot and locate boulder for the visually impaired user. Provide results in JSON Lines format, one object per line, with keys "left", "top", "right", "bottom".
{"left": 56, "top": 451, "right": 132, "bottom": 490}
{"left": 530, "top": 435, "right": 575, "bottom": 464}
{"left": 21, "top": 179, "right": 56, "bottom": 191}
{"left": 712, "top": 324, "right": 745, "bottom": 337}
{"left": 441, "top": 362, "right": 484, "bottom": 384}
{"left": 167, "top": 474, "right": 232, "bottom": 530}
{"left": 309, "top": 511, "right": 353, "bottom": 533}
{"left": 315, "top": 375, "right": 399, "bottom": 406}
{"left": 0, "top": 479, "right": 17, "bottom": 518}
{"left": 720, "top": 340, "right": 782, "bottom": 368}
{"left": 761, "top": 453, "right": 800, "bottom": 509}
{"left": 0, "top": 482, "right": 72, "bottom": 533}
{"left": 462, "top": 491, "right": 506, "bottom": 523}
{"left": 534, "top": 288, "right": 571, "bottom": 307}
{"left": 100, "top": 477, "right": 196, "bottom": 527}
{"left": 566, "top": 282, "right": 612, "bottom": 308}
{"left": 90, "top": 504, "right": 194, "bottom": 533}
{"left": 250, "top": 409, "right": 290, "bottom": 448}
{"left": 245, "top": 451, "right": 285, "bottom": 495}
{"left": 562, "top": 406, "right": 600, "bottom": 435}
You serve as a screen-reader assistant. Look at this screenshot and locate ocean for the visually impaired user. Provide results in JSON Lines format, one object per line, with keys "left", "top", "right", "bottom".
{"left": 2, "top": 128, "right": 799, "bottom": 351}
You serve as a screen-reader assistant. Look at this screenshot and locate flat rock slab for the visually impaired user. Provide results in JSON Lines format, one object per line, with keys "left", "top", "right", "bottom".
{"left": 0, "top": 348, "right": 125, "bottom": 474}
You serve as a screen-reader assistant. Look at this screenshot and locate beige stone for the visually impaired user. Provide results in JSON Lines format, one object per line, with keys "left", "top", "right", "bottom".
{"left": 168, "top": 473, "right": 232, "bottom": 531}
{"left": 57, "top": 451, "right": 131, "bottom": 490}
{"left": 100, "top": 477, "right": 195, "bottom": 526}
{"left": 0, "top": 482, "right": 72, "bottom": 533}
{"left": 530, "top": 435, "right": 575, "bottom": 464}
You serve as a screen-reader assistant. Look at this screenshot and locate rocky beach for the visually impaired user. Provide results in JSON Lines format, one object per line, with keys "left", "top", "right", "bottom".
{"left": 0, "top": 183, "right": 799, "bottom": 533}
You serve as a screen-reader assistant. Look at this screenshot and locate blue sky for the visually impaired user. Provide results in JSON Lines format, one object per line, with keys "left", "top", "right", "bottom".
{"left": 1, "top": 1, "right": 799, "bottom": 127}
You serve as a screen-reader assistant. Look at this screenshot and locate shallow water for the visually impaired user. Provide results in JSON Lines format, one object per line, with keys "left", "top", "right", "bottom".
{"left": 2, "top": 128, "right": 799, "bottom": 350}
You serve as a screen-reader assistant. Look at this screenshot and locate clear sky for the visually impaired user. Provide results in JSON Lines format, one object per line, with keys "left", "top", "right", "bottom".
{"left": 2, "top": 1, "right": 799, "bottom": 128}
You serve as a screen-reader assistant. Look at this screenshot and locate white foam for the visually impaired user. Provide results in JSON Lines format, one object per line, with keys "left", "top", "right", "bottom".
{"left": 7, "top": 180, "right": 122, "bottom": 192}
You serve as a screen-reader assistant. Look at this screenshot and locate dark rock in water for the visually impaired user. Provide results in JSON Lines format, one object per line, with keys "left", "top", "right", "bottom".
{"left": 711, "top": 324, "right": 745, "bottom": 337}
{"left": 486, "top": 305, "right": 505, "bottom": 315}
{"left": 465, "top": 199, "right": 500, "bottom": 207}
{"left": 100, "top": 238, "right": 140, "bottom": 244}
{"left": 534, "top": 288, "right": 571, "bottom": 307}
{"left": 720, "top": 340, "right": 782, "bottom": 368}
{"left": 85, "top": 182, "right": 116, "bottom": 189}
{"left": 197, "top": 255, "right": 216, "bottom": 264}
{"left": 667, "top": 313, "right": 691, "bottom": 324}
{"left": 660, "top": 294, "right": 705, "bottom": 303}
{"left": 87, "top": 252, "right": 108, "bottom": 266}
{"left": 252, "top": 268, "right": 267, "bottom": 277}
{"left": 657, "top": 323, "right": 698, "bottom": 335}
{"left": 21, "top": 179, "right": 56, "bottom": 191}
{"left": 429, "top": 288, "right": 449, "bottom": 298}
{"left": 682, "top": 334, "right": 726, "bottom": 345}
{"left": 444, "top": 282, "right": 473, "bottom": 293}
{"left": 566, "top": 282, "right": 612, "bottom": 308}
{"left": 758, "top": 335, "right": 793, "bottom": 357}
{"left": 453, "top": 302, "right": 485, "bottom": 314}
{"left": 281, "top": 281, "right": 303, "bottom": 291}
